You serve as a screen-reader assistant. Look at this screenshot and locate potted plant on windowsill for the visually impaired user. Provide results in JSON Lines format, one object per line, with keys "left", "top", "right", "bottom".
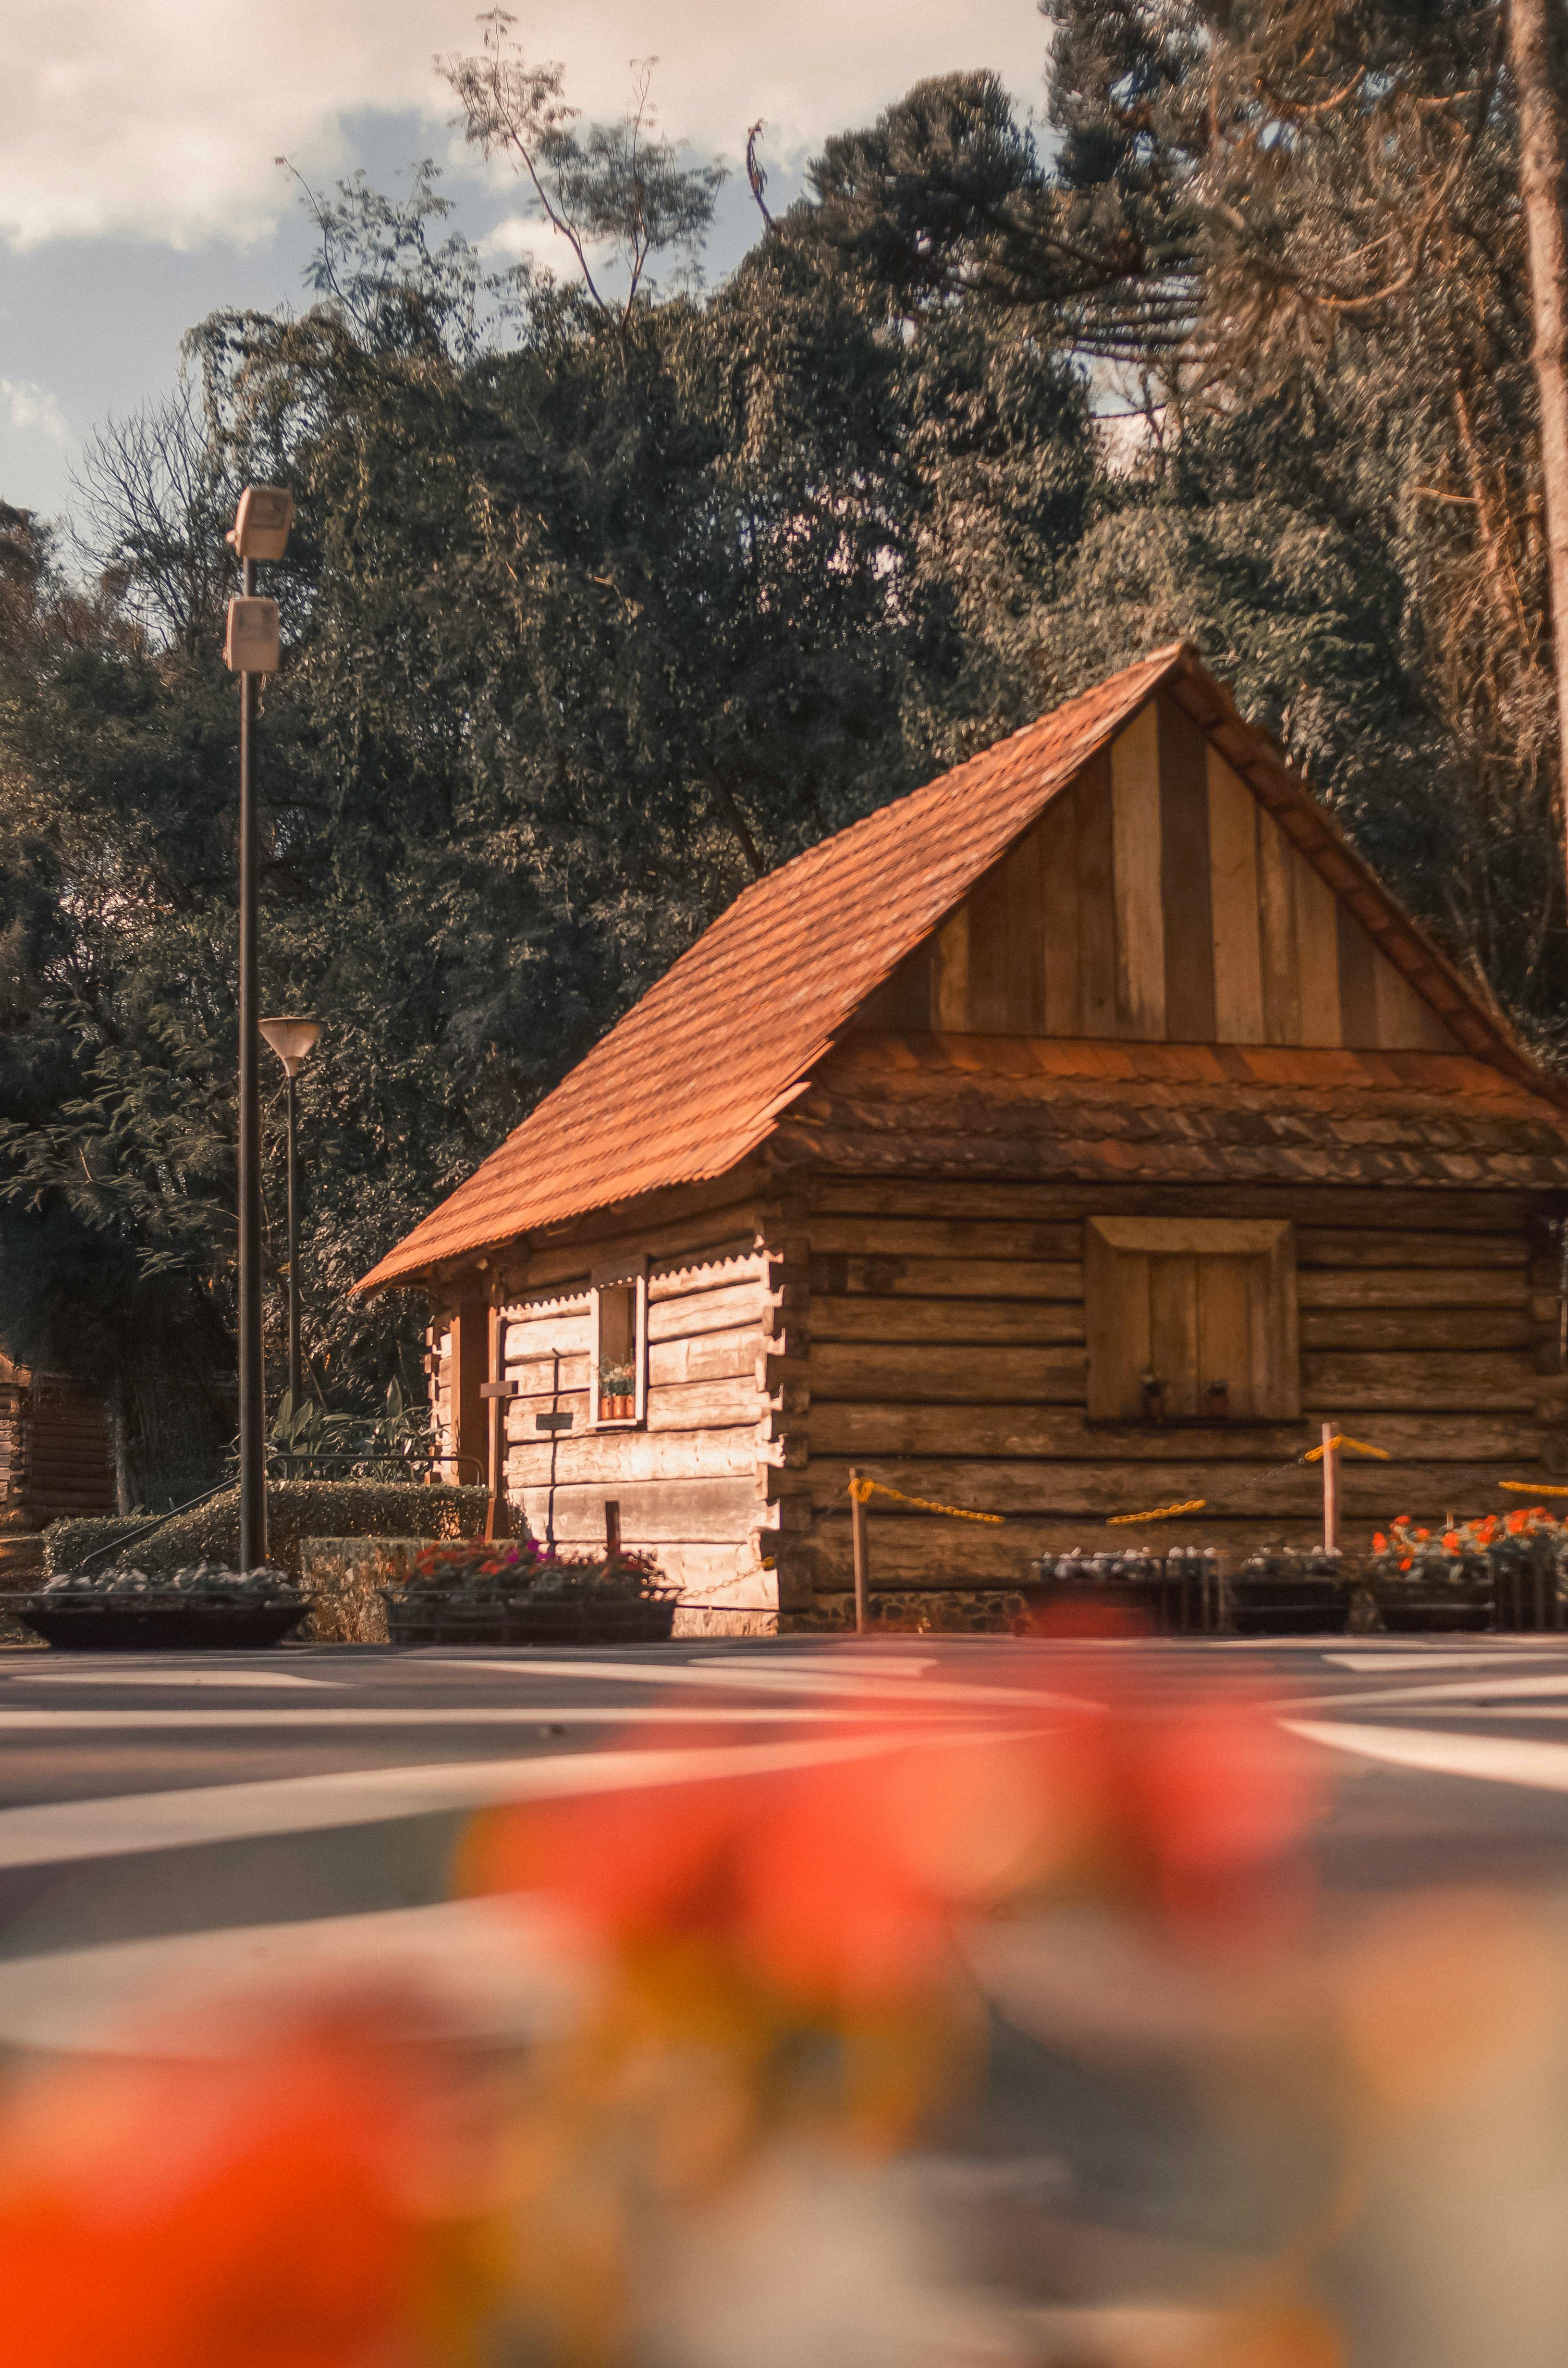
{"left": 382, "top": 1531, "right": 678, "bottom": 1645}
{"left": 597, "top": 1363, "right": 636, "bottom": 1422}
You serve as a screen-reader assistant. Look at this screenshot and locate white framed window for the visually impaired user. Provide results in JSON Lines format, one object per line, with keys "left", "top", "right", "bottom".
{"left": 590, "top": 1259, "right": 648, "bottom": 1429}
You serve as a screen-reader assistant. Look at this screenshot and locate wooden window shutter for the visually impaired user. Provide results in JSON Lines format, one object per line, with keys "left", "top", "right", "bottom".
{"left": 1084, "top": 1219, "right": 1298, "bottom": 1423}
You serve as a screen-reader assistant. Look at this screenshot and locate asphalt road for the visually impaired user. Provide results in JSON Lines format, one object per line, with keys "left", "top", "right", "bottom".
{"left": 5, "top": 1631, "right": 1568, "bottom": 2359}
{"left": 1, "top": 1629, "right": 1567, "bottom": 2043}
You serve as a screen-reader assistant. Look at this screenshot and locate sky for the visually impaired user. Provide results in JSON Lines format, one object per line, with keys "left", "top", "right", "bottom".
{"left": 0, "top": 0, "right": 1051, "bottom": 534}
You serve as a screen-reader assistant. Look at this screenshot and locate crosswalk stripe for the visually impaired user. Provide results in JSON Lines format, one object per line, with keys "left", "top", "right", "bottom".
{"left": 1284, "top": 1719, "right": 1568, "bottom": 1790}
{"left": 0, "top": 1728, "right": 909, "bottom": 1873}
{"left": 0, "top": 1702, "right": 923, "bottom": 1733}
{"left": 0, "top": 1896, "right": 571, "bottom": 2055}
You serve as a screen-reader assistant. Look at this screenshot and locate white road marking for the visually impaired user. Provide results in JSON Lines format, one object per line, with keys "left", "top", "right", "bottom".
{"left": 1285, "top": 1719, "right": 1568, "bottom": 1791}
{"left": 1287, "top": 1671, "right": 1568, "bottom": 1714}
{"left": 0, "top": 1894, "right": 576, "bottom": 2055}
{"left": 0, "top": 1666, "right": 337, "bottom": 1690}
{"left": 414, "top": 1655, "right": 1091, "bottom": 1713}
{"left": 0, "top": 1728, "right": 912, "bottom": 1873}
{"left": 0, "top": 1702, "right": 922, "bottom": 1733}
{"left": 1322, "top": 1652, "right": 1559, "bottom": 1674}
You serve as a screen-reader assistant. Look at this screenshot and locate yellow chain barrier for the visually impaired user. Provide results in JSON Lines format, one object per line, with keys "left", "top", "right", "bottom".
{"left": 1106, "top": 1498, "right": 1207, "bottom": 1527}
{"left": 1499, "top": 1480, "right": 1568, "bottom": 1497}
{"left": 1105, "top": 1430, "right": 1391, "bottom": 1528}
{"left": 846, "top": 1476, "right": 1004, "bottom": 1525}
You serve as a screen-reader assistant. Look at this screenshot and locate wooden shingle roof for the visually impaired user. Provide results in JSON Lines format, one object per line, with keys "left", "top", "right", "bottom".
{"left": 780, "top": 1035, "right": 1568, "bottom": 1193}
{"left": 358, "top": 644, "right": 1561, "bottom": 1290}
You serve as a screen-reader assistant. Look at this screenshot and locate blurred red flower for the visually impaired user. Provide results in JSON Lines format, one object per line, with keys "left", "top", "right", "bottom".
{"left": 462, "top": 1677, "right": 1316, "bottom": 2006}
{"left": 0, "top": 2012, "right": 472, "bottom": 2368}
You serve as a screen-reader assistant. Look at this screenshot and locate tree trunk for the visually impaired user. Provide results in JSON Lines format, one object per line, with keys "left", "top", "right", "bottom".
{"left": 1509, "top": 0, "right": 1568, "bottom": 911}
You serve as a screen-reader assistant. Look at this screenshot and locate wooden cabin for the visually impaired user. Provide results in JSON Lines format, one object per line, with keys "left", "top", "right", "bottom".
{"left": 359, "top": 645, "right": 1568, "bottom": 1630}
{"left": 0, "top": 1355, "right": 116, "bottom": 1580}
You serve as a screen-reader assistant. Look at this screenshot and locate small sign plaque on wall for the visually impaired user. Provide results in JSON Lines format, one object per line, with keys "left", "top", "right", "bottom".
{"left": 535, "top": 1411, "right": 575, "bottom": 1433}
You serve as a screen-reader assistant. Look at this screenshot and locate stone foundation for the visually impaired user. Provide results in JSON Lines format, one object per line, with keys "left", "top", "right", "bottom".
{"left": 672, "top": 1604, "right": 778, "bottom": 1639}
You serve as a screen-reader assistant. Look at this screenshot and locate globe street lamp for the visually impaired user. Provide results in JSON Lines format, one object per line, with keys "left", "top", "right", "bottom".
{"left": 259, "top": 1016, "right": 321, "bottom": 1413}
{"left": 223, "top": 484, "right": 294, "bottom": 1572}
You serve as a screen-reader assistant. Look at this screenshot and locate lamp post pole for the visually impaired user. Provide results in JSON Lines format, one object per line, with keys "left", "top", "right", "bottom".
{"left": 224, "top": 486, "right": 294, "bottom": 1574}
{"left": 236, "top": 555, "right": 266, "bottom": 1571}
{"left": 285, "top": 1065, "right": 300, "bottom": 1407}
{"left": 259, "top": 1017, "right": 321, "bottom": 1420}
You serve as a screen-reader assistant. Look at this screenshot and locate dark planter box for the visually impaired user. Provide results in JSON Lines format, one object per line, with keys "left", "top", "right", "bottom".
{"left": 1371, "top": 1578, "right": 1494, "bottom": 1635}
{"left": 1024, "top": 1556, "right": 1224, "bottom": 1635}
{"left": 1226, "top": 1577, "right": 1357, "bottom": 1638}
{"left": 1490, "top": 1545, "right": 1566, "bottom": 1632}
{"left": 15, "top": 1595, "right": 309, "bottom": 1651}
{"left": 384, "top": 1585, "right": 679, "bottom": 1648}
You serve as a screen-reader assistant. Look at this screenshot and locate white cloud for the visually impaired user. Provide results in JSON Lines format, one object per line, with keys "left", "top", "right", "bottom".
{"left": 0, "top": 378, "right": 69, "bottom": 445}
{"left": 0, "top": 1, "right": 1047, "bottom": 250}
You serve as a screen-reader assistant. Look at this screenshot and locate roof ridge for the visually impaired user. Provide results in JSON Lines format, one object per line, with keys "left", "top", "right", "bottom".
{"left": 719, "top": 642, "right": 1190, "bottom": 915}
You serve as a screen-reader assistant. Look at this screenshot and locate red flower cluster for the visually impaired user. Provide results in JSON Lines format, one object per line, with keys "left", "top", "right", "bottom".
{"left": 461, "top": 1682, "right": 1317, "bottom": 2006}
{"left": 0, "top": 2013, "right": 477, "bottom": 2368}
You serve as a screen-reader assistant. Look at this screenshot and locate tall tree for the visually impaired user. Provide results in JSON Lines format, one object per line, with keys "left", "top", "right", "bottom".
{"left": 1507, "top": 0, "right": 1568, "bottom": 915}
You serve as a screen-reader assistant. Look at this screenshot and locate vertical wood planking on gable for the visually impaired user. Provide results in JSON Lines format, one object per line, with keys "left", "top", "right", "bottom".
{"left": 1372, "top": 945, "right": 1457, "bottom": 1051}
{"left": 1110, "top": 704, "right": 1165, "bottom": 1037}
{"left": 934, "top": 904, "right": 970, "bottom": 1030}
{"left": 1077, "top": 751, "right": 1120, "bottom": 1036}
{"left": 1336, "top": 899, "right": 1380, "bottom": 1048}
{"left": 1293, "top": 848, "right": 1343, "bottom": 1047}
{"left": 1206, "top": 751, "right": 1265, "bottom": 1042}
{"left": 1158, "top": 699, "right": 1217, "bottom": 1040}
{"left": 1004, "top": 827, "right": 1045, "bottom": 1031}
{"left": 1255, "top": 809, "right": 1302, "bottom": 1044}
{"left": 962, "top": 857, "right": 1012, "bottom": 1032}
{"left": 1038, "top": 786, "right": 1082, "bottom": 1034}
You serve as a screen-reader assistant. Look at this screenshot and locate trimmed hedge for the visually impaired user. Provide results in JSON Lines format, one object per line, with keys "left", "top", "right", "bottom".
{"left": 44, "top": 1483, "right": 491, "bottom": 1582}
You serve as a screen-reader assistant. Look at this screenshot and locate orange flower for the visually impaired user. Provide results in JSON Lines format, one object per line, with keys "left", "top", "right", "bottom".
{"left": 1414, "top": 1528, "right": 1430, "bottom": 1542}
{"left": 1442, "top": 1532, "right": 1461, "bottom": 1553}
{"left": 463, "top": 1685, "right": 1318, "bottom": 1996}
{"left": 1372, "top": 1532, "right": 1388, "bottom": 1553}
{"left": 1507, "top": 1509, "right": 1530, "bottom": 1535}
{"left": 0, "top": 2011, "right": 477, "bottom": 2368}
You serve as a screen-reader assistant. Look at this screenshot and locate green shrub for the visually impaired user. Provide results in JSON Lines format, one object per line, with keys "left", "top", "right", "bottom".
{"left": 44, "top": 1483, "right": 491, "bottom": 1581}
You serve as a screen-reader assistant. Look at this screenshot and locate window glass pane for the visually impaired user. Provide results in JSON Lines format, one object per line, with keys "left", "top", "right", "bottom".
{"left": 596, "top": 1283, "right": 638, "bottom": 1409}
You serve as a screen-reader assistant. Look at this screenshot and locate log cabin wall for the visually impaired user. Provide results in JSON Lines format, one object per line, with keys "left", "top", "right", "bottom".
{"left": 0, "top": 1363, "right": 117, "bottom": 1579}
{"left": 777, "top": 1175, "right": 1560, "bottom": 1622}
{"left": 855, "top": 694, "right": 1458, "bottom": 1054}
{"left": 429, "top": 1176, "right": 789, "bottom": 1629}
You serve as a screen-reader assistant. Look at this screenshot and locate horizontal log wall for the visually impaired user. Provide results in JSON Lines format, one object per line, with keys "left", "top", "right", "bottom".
{"left": 496, "top": 1194, "right": 781, "bottom": 1610}
{"left": 0, "top": 1375, "right": 115, "bottom": 1575}
{"left": 785, "top": 1177, "right": 1561, "bottom": 1607}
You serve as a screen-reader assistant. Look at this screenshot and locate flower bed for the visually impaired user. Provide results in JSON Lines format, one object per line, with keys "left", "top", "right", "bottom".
{"left": 1227, "top": 1547, "right": 1358, "bottom": 1637}
{"left": 1029, "top": 1549, "right": 1226, "bottom": 1634}
{"left": 1368, "top": 1508, "right": 1568, "bottom": 1633}
{"left": 15, "top": 1563, "right": 309, "bottom": 1651}
{"left": 383, "top": 1535, "right": 679, "bottom": 1647}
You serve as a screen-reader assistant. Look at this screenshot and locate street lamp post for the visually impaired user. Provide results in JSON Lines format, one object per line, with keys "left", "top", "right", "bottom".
{"left": 259, "top": 1017, "right": 321, "bottom": 1412}
{"left": 223, "top": 485, "right": 294, "bottom": 1572}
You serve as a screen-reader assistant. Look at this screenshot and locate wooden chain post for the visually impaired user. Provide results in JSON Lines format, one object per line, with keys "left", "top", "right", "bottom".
{"left": 604, "top": 1499, "right": 622, "bottom": 1563}
{"left": 849, "top": 1468, "right": 870, "bottom": 1635}
{"left": 1321, "top": 1419, "right": 1340, "bottom": 1554}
